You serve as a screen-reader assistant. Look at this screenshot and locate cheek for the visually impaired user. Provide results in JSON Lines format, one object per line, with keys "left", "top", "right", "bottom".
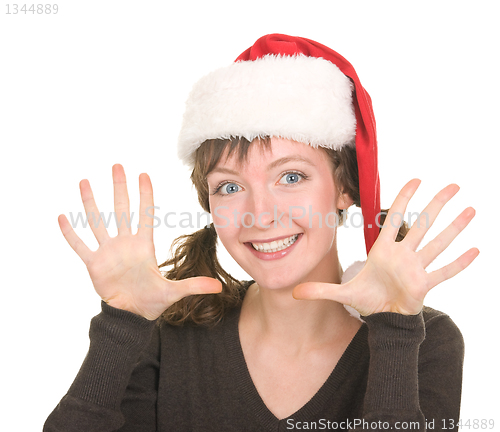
{"left": 209, "top": 199, "right": 240, "bottom": 248}
{"left": 210, "top": 203, "right": 231, "bottom": 228}
{"left": 290, "top": 188, "right": 339, "bottom": 229}
{"left": 315, "top": 180, "right": 338, "bottom": 213}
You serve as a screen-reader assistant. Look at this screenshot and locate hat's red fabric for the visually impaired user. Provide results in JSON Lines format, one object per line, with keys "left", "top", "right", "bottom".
{"left": 236, "top": 34, "right": 381, "bottom": 256}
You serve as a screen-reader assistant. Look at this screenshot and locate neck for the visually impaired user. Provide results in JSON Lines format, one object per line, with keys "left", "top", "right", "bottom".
{"left": 240, "top": 247, "right": 359, "bottom": 352}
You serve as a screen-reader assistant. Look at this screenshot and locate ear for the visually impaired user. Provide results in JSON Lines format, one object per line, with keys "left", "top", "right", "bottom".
{"left": 336, "top": 192, "right": 354, "bottom": 210}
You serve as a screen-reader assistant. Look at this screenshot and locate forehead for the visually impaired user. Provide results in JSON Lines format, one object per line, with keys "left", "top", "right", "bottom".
{"left": 215, "top": 137, "right": 330, "bottom": 171}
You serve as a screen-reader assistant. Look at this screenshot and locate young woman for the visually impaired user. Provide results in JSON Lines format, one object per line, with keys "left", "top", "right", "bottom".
{"left": 44, "top": 34, "right": 478, "bottom": 431}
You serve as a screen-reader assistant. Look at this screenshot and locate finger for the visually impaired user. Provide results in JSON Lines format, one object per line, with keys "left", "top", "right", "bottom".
{"left": 80, "top": 179, "right": 110, "bottom": 244}
{"left": 112, "top": 164, "right": 132, "bottom": 235}
{"left": 418, "top": 207, "right": 476, "bottom": 269}
{"left": 138, "top": 173, "right": 155, "bottom": 240}
{"left": 166, "top": 277, "right": 223, "bottom": 304}
{"left": 379, "top": 179, "right": 421, "bottom": 242}
{"left": 58, "top": 214, "right": 92, "bottom": 264}
{"left": 426, "top": 247, "right": 480, "bottom": 290}
{"left": 403, "top": 184, "right": 460, "bottom": 251}
{"left": 292, "top": 282, "right": 351, "bottom": 305}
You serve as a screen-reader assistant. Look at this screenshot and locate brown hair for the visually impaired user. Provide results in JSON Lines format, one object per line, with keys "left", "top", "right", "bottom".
{"left": 159, "top": 137, "right": 408, "bottom": 326}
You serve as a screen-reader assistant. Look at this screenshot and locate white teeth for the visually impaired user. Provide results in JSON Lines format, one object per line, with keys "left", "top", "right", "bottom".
{"left": 251, "top": 234, "right": 298, "bottom": 253}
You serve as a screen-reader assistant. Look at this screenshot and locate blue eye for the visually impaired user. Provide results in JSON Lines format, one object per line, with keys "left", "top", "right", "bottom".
{"left": 218, "top": 182, "right": 241, "bottom": 195}
{"left": 279, "top": 172, "right": 303, "bottom": 185}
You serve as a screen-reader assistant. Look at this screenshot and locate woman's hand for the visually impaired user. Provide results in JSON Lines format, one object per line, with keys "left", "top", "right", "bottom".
{"left": 293, "top": 179, "right": 479, "bottom": 316}
{"left": 58, "top": 164, "right": 222, "bottom": 320}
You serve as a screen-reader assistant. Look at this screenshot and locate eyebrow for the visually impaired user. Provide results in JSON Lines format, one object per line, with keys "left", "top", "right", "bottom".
{"left": 268, "top": 155, "right": 316, "bottom": 170}
{"left": 209, "top": 155, "right": 316, "bottom": 176}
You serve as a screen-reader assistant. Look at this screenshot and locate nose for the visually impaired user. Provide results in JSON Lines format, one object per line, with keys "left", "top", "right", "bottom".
{"left": 243, "top": 190, "right": 276, "bottom": 229}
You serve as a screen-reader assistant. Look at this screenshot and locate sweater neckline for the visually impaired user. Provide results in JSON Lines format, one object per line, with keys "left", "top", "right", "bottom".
{"left": 223, "top": 282, "right": 369, "bottom": 429}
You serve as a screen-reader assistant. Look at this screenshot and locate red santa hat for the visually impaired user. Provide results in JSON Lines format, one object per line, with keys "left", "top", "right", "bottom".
{"left": 177, "top": 33, "right": 380, "bottom": 257}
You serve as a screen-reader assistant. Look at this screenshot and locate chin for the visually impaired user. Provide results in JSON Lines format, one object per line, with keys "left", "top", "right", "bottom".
{"left": 245, "top": 266, "right": 309, "bottom": 291}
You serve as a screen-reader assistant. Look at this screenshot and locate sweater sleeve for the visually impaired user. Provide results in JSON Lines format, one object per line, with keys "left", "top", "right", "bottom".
{"left": 356, "top": 309, "right": 464, "bottom": 432}
{"left": 417, "top": 311, "right": 464, "bottom": 431}
{"left": 43, "top": 301, "right": 160, "bottom": 432}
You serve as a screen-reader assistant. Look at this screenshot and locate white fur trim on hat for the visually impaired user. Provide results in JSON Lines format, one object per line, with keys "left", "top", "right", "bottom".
{"left": 178, "top": 54, "right": 356, "bottom": 167}
{"left": 341, "top": 260, "right": 366, "bottom": 322}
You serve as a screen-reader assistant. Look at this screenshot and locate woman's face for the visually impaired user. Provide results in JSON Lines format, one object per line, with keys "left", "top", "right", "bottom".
{"left": 206, "top": 137, "right": 351, "bottom": 291}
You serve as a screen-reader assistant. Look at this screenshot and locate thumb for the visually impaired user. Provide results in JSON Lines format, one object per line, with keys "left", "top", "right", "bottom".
{"left": 166, "top": 276, "right": 223, "bottom": 304}
{"left": 292, "top": 281, "right": 352, "bottom": 305}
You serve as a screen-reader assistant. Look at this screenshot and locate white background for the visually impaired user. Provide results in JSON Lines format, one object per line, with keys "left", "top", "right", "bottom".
{"left": 1, "top": 0, "right": 498, "bottom": 430}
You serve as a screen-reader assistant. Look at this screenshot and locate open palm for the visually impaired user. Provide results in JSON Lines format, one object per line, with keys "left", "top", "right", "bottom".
{"left": 58, "top": 164, "right": 221, "bottom": 320}
{"left": 293, "top": 179, "right": 479, "bottom": 316}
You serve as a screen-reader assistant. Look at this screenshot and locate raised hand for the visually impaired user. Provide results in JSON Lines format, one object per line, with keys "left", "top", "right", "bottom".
{"left": 58, "top": 164, "right": 222, "bottom": 320}
{"left": 293, "top": 179, "right": 479, "bottom": 316}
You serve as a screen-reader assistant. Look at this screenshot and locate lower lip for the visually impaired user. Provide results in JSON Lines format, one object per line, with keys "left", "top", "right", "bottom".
{"left": 244, "top": 234, "right": 302, "bottom": 261}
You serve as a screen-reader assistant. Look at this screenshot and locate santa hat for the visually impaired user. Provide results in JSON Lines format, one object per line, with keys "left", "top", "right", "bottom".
{"left": 177, "top": 33, "right": 380, "bottom": 258}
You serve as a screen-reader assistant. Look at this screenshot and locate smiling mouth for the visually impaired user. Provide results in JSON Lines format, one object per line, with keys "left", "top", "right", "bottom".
{"left": 250, "top": 234, "right": 299, "bottom": 253}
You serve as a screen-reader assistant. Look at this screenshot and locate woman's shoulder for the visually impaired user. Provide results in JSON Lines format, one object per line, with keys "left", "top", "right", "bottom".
{"left": 421, "top": 306, "right": 462, "bottom": 334}
{"left": 420, "top": 305, "right": 464, "bottom": 355}
{"left": 154, "top": 291, "right": 247, "bottom": 368}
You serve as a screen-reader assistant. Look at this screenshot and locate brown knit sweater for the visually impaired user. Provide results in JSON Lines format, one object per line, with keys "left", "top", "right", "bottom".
{"left": 44, "top": 288, "right": 464, "bottom": 431}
